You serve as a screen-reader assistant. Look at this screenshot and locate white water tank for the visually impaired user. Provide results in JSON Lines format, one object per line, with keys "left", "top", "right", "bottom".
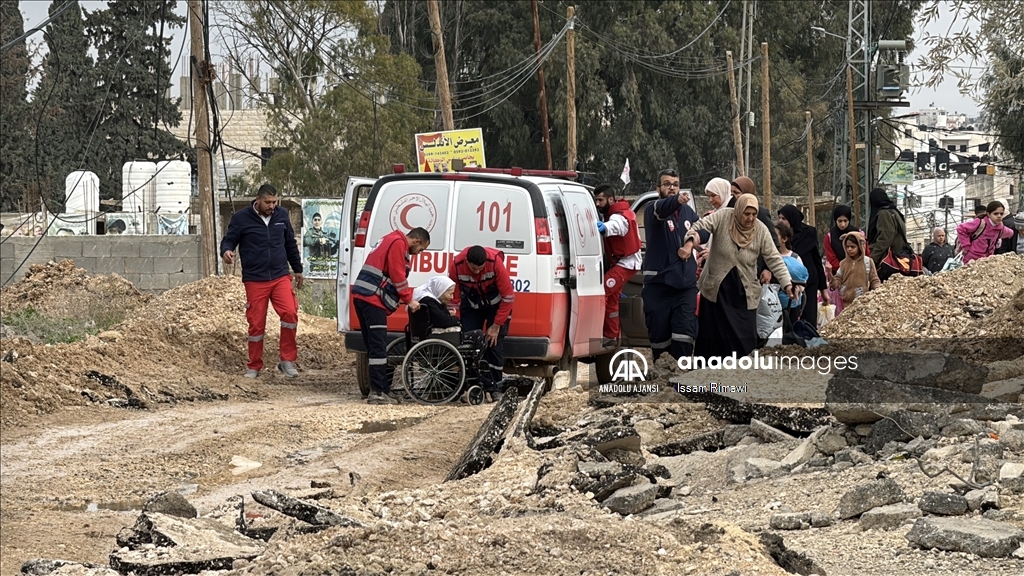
{"left": 215, "top": 159, "right": 246, "bottom": 191}
{"left": 122, "top": 161, "right": 157, "bottom": 214}
{"left": 64, "top": 171, "right": 100, "bottom": 214}
{"left": 154, "top": 160, "right": 192, "bottom": 214}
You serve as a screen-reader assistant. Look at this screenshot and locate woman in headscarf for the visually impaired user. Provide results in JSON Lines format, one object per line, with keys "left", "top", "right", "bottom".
{"left": 695, "top": 177, "right": 732, "bottom": 277}
{"left": 867, "top": 187, "right": 909, "bottom": 272}
{"left": 683, "top": 194, "right": 794, "bottom": 358}
{"left": 828, "top": 231, "right": 881, "bottom": 308}
{"left": 411, "top": 275, "right": 460, "bottom": 331}
{"left": 725, "top": 176, "right": 781, "bottom": 283}
{"left": 777, "top": 205, "right": 829, "bottom": 327}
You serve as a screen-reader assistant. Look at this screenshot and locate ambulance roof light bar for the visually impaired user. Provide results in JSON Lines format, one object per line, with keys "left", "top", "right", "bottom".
{"left": 458, "top": 166, "right": 579, "bottom": 179}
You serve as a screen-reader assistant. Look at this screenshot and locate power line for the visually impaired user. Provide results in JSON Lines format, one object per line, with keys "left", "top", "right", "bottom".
{"left": 0, "top": 0, "right": 76, "bottom": 53}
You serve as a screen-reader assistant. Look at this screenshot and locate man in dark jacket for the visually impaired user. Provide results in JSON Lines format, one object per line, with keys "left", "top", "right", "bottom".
{"left": 642, "top": 169, "right": 699, "bottom": 367}
{"left": 221, "top": 184, "right": 304, "bottom": 379}
{"left": 921, "top": 227, "right": 955, "bottom": 273}
{"left": 726, "top": 176, "right": 780, "bottom": 284}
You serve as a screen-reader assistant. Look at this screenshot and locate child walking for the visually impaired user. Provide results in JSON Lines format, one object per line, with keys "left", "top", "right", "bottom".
{"left": 828, "top": 231, "right": 880, "bottom": 310}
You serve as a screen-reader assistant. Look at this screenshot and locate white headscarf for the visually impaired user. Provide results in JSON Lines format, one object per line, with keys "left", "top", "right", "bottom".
{"left": 413, "top": 275, "right": 455, "bottom": 303}
{"left": 704, "top": 177, "right": 731, "bottom": 210}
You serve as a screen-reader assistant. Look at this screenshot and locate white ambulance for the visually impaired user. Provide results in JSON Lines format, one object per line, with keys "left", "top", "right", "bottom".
{"left": 336, "top": 166, "right": 628, "bottom": 395}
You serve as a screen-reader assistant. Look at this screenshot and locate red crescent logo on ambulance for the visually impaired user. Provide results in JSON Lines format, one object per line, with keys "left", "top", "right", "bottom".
{"left": 573, "top": 205, "right": 587, "bottom": 247}
{"left": 391, "top": 194, "right": 438, "bottom": 233}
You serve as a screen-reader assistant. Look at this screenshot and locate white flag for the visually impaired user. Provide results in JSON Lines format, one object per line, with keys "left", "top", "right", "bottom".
{"left": 619, "top": 158, "right": 631, "bottom": 185}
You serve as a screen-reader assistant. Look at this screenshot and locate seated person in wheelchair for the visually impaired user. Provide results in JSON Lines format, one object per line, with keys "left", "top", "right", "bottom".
{"left": 409, "top": 276, "right": 487, "bottom": 353}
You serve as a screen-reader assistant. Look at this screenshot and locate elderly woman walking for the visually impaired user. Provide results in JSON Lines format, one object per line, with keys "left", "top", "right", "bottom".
{"left": 683, "top": 194, "right": 795, "bottom": 358}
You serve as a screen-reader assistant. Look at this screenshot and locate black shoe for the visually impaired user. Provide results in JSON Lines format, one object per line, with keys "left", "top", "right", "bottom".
{"left": 367, "top": 393, "right": 398, "bottom": 405}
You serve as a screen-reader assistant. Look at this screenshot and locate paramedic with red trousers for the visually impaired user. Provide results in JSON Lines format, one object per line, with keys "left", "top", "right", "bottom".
{"left": 352, "top": 227, "right": 431, "bottom": 404}
{"left": 450, "top": 245, "right": 515, "bottom": 402}
{"left": 642, "top": 169, "right": 700, "bottom": 363}
{"left": 220, "top": 184, "right": 304, "bottom": 379}
{"left": 594, "top": 184, "right": 642, "bottom": 347}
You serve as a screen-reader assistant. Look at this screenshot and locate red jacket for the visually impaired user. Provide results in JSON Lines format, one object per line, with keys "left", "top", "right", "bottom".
{"left": 450, "top": 247, "right": 515, "bottom": 326}
{"left": 604, "top": 200, "right": 642, "bottom": 261}
{"left": 352, "top": 230, "right": 412, "bottom": 313}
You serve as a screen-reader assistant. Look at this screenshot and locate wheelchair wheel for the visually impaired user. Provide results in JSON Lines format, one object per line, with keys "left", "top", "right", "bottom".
{"left": 402, "top": 339, "right": 465, "bottom": 405}
{"left": 385, "top": 338, "right": 408, "bottom": 394}
{"left": 466, "top": 385, "right": 485, "bottom": 405}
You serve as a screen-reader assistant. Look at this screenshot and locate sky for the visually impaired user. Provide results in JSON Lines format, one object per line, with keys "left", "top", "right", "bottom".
{"left": 18, "top": 0, "right": 983, "bottom": 115}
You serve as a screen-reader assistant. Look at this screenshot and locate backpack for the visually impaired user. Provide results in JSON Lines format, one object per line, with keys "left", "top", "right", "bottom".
{"left": 877, "top": 212, "right": 923, "bottom": 282}
{"left": 954, "top": 218, "right": 987, "bottom": 255}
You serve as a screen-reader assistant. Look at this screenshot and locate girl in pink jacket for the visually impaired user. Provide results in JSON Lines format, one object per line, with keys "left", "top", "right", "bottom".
{"left": 956, "top": 201, "right": 1014, "bottom": 263}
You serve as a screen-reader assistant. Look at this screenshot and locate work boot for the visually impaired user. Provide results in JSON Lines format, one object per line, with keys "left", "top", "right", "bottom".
{"left": 243, "top": 369, "right": 259, "bottom": 379}
{"left": 488, "top": 390, "right": 504, "bottom": 403}
{"left": 367, "top": 392, "right": 399, "bottom": 405}
{"left": 278, "top": 361, "right": 299, "bottom": 378}
{"left": 385, "top": 391, "right": 404, "bottom": 404}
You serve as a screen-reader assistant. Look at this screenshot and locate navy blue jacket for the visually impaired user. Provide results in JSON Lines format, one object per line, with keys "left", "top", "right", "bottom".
{"left": 220, "top": 202, "right": 303, "bottom": 283}
{"left": 642, "top": 196, "right": 699, "bottom": 289}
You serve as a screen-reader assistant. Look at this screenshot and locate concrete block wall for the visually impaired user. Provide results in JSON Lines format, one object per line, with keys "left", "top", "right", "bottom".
{"left": 1, "top": 236, "right": 204, "bottom": 293}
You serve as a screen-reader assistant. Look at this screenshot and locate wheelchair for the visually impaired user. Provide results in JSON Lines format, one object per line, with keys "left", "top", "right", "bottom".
{"left": 384, "top": 307, "right": 488, "bottom": 405}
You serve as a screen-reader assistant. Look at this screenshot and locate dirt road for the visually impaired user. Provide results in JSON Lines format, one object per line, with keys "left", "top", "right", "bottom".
{"left": 0, "top": 371, "right": 490, "bottom": 574}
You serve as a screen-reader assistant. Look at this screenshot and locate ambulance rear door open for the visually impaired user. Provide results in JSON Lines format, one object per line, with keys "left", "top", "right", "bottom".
{"left": 558, "top": 185, "right": 605, "bottom": 357}
{"left": 336, "top": 177, "right": 377, "bottom": 332}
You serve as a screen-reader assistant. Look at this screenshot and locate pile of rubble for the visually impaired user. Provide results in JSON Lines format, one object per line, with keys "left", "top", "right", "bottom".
{"left": 0, "top": 259, "right": 150, "bottom": 321}
{"left": 822, "top": 253, "right": 1024, "bottom": 339}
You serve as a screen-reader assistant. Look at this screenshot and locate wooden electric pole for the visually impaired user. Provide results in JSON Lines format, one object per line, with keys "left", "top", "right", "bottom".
{"left": 846, "top": 65, "right": 860, "bottom": 226}
{"left": 726, "top": 51, "right": 745, "bottom": 176}
{"left": 566, "top": 6, "right": 577, "bottom": 172}
{"left": 760, "top": 42, "right": 772, "bottom": 211}
{"left": 806, "top": 111, "right": 815, "bottom": 227}
{"left": 189, "top": 0, "right": 215, "bottom": 277}
{"left": 531, "top": 0, "right": 553, "bottom": 170}
{"left": 426, "top": 0, "right": 454, "bottom": 131}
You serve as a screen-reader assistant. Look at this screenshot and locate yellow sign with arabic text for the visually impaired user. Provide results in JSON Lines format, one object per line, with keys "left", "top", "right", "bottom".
{"left": 415, "top": 128, "right": 486, "bottom": 173}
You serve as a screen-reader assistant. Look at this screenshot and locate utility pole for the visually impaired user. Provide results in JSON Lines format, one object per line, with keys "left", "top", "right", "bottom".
{"left": 531, "top": 0, "right": 553, "bottom": 170}
{"left": 743, "top": 1, "right": 754, "bottom": 173}
{"left": 566, "top": 6, "right": 577, "bottom": 172}
{"left": 426, "top": 0, "right": 454, "bottom": 131}
{"left": 189, "top": 0, "right": 215, "bottom": 277}
{"left": 726, "top": 51, "right": 745, "bottom": 176}
{"left": 760, "top": 42, "right": 771, "bottom": 211}
{"left": 806, "top": 111, "right": 815, "bottom": 227}
{"left": 846, "top": 65, "right": 860, "bottom": 226}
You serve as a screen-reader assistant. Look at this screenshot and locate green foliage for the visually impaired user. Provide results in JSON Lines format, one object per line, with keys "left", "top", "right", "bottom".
{"left": 0, "top": 0, "right": 32, "bottom": 212}
{"left": 216, "top": 0, "right": 432, "bottom": 197}
{"left": 380, "top": 0, "right": 923, "bottom": 196}
{"left": 1, "top": 305, "right": 128, "bottom": 345}
{"left": 32, "top": 0, "right": 96, "bottom": 211}
{"left": 85, "top": 0, "right": 189, "bottom": 202}
{"left": 981, "top": 41, "right": 1024, "bottom": 167}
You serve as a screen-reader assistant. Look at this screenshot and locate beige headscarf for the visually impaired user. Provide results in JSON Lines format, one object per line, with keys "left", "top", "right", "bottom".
{"left": 730, "top": 194, "right": 759, "bottom": 248}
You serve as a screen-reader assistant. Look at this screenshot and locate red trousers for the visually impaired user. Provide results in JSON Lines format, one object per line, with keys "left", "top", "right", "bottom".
{"left": 243, "top": 275, "right": 298, "bottom": 371}
{"left": 603, "top": 265, "right": 636, "bottom": 340}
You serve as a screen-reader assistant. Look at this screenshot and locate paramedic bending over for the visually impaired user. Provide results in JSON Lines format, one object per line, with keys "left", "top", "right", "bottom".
{"left": 450, "top": 245, "right": 515, "bottom": 403}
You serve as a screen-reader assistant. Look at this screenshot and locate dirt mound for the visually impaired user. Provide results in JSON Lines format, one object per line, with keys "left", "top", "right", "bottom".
{"left": 0, "top": 259, "right": 150, "bottom": 322}
{"left": 822, "top": 253, "right": 1024, "bottom": 339}
{"left": 1, "top": 272, "right": 349, "bottom": 431}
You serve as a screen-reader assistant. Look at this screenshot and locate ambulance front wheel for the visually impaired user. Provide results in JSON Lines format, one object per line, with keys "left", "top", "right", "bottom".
{"left": 355, "top": 352, "right": 370, "bottom": 397}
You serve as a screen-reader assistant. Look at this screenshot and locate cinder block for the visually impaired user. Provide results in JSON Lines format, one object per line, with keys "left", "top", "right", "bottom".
{"left": 181, "top": 257, "right": 202, "bottom": 275}
{"left": 95, "top": 257, "right": 126, "bottom": 276}
{"left": 81, "top": 241, "right": 109, "bottom": 257}
{"left": 74, "top": 257, "right": 98, "bottom": 272}
{"left": 1, "top": 241, "right": 13, "bottom": 260}
{"left": 140, "top": 241, "right": 172, "bottom": 258}
{"left": 135, "top": 273, "right": 171, "bottom": 291}
{"left": 110, "top": 240, "right": 140, "bottom": 257}
{"left": 124, "top": 258, "right": 155, "bottom": 274}
{"left": 153, "top": 257, "right": 184, "bottom": 274}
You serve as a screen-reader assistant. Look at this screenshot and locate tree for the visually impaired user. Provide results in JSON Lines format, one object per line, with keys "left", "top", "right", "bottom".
{"left": 0, "top": 0, "right": 32, "bottom": 212}
{"left": 980, "top": 42, "right": 1023, "bottom": 167}
{"left": 32, "top": 0, "right": 96, "bottom": 211}
{"left": 86, "top": 0, "right": 188, "bottom": 202}
{"left": 214, "top": 0, "right": 432, "bottom": 196}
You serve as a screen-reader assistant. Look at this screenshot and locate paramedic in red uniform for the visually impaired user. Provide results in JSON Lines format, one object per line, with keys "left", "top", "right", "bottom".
{"left": 352, "top": 227, "right": 431, "bottom": 405}
{"left": 450, "top": 245, "right": 515, "bottom": 402}
{"left": 594, "top": 184, "right": 642, "bottom": 348}
{"left": 220, "top": 184, "right": 304, "bottom": 379}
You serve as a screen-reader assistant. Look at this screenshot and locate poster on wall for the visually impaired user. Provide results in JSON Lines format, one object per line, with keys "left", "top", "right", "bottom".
{"left": 157, "top": 213, "right": 189, "bottom": 235}
{"left": 415, "top": 128, "right": 486, "bottom": 173}
{"left": 301, "top": 199, "right": 343, "bottom": 279}
{"left": 879, "top": 160, "right": 915, "bottom": 186}
{"left": 0, "top": 212, "right": 47, "bottom": 237}
{"left": 48, "top": 213, "right": 92, "bottom": 236}
{"left": 105, "top": 212, "right": 147, "bottom": 235}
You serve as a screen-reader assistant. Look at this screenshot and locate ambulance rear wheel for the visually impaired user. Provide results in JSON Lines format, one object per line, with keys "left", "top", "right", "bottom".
{"left": 355, "top": 352, "right": 370, "bottom": 398}
{"left": 594, "top": 351, "right": 616, "bottom": 385}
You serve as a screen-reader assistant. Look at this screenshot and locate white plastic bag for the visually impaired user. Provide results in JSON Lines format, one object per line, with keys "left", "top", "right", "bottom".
{"left": 765, "top": 326, "right": 784, "bottom": 348}
{"left": 757, "top": 284, "right": 783, "bottom": 340}
{"left": 817, "top": 303, "right": 836, "bottom": 331}
{"left": 940, "top": 253, "right": 963, "bottom": 273}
